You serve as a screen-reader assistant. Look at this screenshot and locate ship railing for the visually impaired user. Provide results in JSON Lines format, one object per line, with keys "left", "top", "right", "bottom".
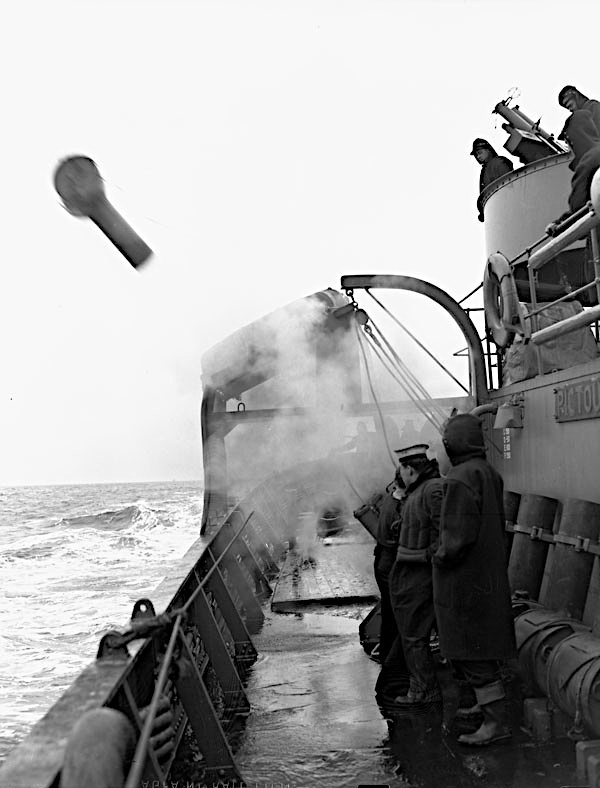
{"left": 121, "top": 507, "right": 278, "bottom": 788}
{"left": 518, "top": 169, "right": 600, "bottom": 347}
{"left": 451, "top": 305, "right": 501, "bottom": 392}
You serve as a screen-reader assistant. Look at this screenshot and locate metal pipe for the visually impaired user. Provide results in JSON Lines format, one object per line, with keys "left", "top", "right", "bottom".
{"left": 528, "top": 281, "right": 543, "bottom": 381}
{"left": 526, "top": 279, "right": 600, "bottom": 318}
{"left": 458, "top": 281, "right": 483, "bottom": 304}
{"left": 547, "top": 203, "right": 591, "bottom": 234}
{"left": 528, "top": 211, "right": 600, "bottom": 271}
{"left": 470, "top": 403, "right": 499, "bottom": 417}
{"left": 590, "top": 227, "right": 600, "bottom": 305}
{"left": 528, "top": 268, "right": 540, "bottom": 332}
{"left": 530, "top": 303, "right": 600, "bottom": 345}
{"left": 509, "top": 232, "right": 557, "bottom": 266}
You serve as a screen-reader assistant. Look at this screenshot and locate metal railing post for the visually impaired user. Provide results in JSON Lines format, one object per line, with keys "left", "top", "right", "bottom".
{"left": 590, "top": 226, "right": 600, "bottom": 305}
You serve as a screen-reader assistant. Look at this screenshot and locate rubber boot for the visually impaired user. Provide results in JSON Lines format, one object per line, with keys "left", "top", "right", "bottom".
{"left": 457, "top": 681, "right": 511, "bottom": 746}
{"left": 375, "top": 635, "right": 410, "bottom": 702}
{"left": 389, "top": 674, "right": 442, "bottom": 706}
{"left": 454, "top": 681, "right": 481, "bottom": 719}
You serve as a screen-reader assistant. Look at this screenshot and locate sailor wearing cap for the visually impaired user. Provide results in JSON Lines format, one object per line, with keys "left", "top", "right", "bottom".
{"left": 470, "top": 138, "right": 514, "bottom": 222}
{"left": 384, "top": 442, "right": 444, "bottom": 706}
{"left": 394, "top": 443, "right": 429, "bottom": 464}
{"left": 558, "top": 85, "right": 600, "bottom": 135}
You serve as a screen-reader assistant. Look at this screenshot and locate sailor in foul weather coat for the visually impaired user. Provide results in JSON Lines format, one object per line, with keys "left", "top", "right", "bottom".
{"left": 432, "top": 413, "right": 516, "bottom": 746}
{"left": 373, "top": 474, "right": 405, "bottom": 663}
{"left": 373, "top": 471, "right": 411, "bottom": 702}
{"left": 388, "top": 444, "right": 443, "bottom": 705}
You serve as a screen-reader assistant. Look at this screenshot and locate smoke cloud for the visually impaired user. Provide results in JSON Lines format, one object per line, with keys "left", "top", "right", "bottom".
{"left": 201, "top": 287, "right": 471, "bottom": 539}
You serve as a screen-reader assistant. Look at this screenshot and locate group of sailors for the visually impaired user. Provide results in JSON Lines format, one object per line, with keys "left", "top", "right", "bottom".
{"left": 371, "top": 412, "right": 516, "bottom": 747}
{"left": 471, "top": 84, "right": 600, "bottom": 229}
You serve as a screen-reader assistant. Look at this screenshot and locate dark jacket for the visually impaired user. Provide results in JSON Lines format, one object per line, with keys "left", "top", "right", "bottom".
{"left": 432, "top": 447, "right": 516, "bottom": 661}
{"left": 583, "top": 99, "right": 600, "bottom": 135}
{"left": 560, "top": 99, "right": 600, "bottom": 140}
{"left": 376, "top": 489, "right": 404, "bottom": 549}
{"left": 395, "top": 459, "right": 443, "bottom": 563}
{"left": 479, "top": 148, "right": 514, "bottom": 193}
{"left": 563, "top": 109, "right": 600, "bottom": 213}
{"left": 476, "top": 145, "right": 513, "bottom": 221}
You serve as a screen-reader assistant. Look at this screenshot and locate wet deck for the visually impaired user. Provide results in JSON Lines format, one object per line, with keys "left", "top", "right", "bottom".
{"left": 238, "top": 525, "right": 581, "bottom": 788}
{"left": 237, "top": 608, "right": 580, "bottom": 788}
{"left": 271, "top": 523, "right": 378, "bottom": 612}
{"left": 235, "top": 607, "right": 393, "bottom": 786}
{"left": 385, "top": 686, "right": 579, "bottom": 787}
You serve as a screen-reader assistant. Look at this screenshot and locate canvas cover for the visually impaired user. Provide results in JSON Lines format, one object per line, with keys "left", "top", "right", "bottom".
{"left": 502, "top": 301, "right": 598, "bottom": 386}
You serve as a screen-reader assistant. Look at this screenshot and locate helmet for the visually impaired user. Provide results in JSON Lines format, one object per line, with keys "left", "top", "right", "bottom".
{"left": 558, "top": 85, "right": 577, "bottom": 108}
{"left": 470, "top": 138, "right": 492, "bottom": 156}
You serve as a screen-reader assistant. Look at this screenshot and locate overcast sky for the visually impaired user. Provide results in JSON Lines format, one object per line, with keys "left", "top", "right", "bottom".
{"left": 0, "top": 0, "right": 594, "bottom": 486}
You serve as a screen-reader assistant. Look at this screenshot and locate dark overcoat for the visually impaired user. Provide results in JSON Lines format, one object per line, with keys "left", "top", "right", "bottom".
{"left": 564, "top": 110, "right": 600, "bottom": 213}
{"left": 476, "top": 149, "right": 513, "bottom": 221}
{"left": 479, "top": 154, "right": 513, "bottom": 192}
{"left": 376, "top": 490, "right": 404, "bottom": 548}
{"left": 432, "top": 453, "right": 516, "bottom": 661}
{"left": 396, "top": 460, "right": 443, "bottom": 561}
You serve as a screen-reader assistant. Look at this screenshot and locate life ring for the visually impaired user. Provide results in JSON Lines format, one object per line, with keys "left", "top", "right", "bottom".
{"left": 483, "top": 252, "right": 523, "bottom": 348}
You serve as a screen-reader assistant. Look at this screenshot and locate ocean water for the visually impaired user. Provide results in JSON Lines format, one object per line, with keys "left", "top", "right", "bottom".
{"left": 0, "top": 480, "right": 204, "bottom": 765}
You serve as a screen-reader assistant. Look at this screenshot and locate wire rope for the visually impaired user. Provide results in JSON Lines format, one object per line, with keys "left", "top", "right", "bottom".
{"left": 365, "top": 290, "right": 469, "bottom": 394}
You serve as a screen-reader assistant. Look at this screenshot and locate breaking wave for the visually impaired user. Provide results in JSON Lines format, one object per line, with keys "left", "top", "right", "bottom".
{"left": 57, "top": 504, "right": 142, "bottom": 530}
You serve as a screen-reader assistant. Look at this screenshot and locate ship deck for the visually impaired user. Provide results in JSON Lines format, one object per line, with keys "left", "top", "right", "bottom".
{"left": 232, "top": 520, "right": 581, "bottom": 788}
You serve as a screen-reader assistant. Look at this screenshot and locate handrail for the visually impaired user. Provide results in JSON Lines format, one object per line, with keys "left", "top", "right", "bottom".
{"left": 528, "top": 207, "right": 600, "bottom": 272}
{"left": 526, "top": 278, "right": 600, "bottom": 319}
{"left": 506, "top": 204, "right": 591, "bottom": 268}
{"left": 180, "top": 512, "right": 254, "bottom": 612}
{"left": 527, "top": 217, "right": 600, "bottom": 346}
{"left": 124, "top": 510, "right": 255, "bottom": 787}
{"left": 490, "top": 170, "right": 600, "bottom": 351}
{"left": 125, "top": 614, "right": 183, "bottom": 788}
{"left": 530, "top": 303, "right": 600, "bottom": 346}
{"left": 528, "top": 170, "right": 600, "bottom": 273}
